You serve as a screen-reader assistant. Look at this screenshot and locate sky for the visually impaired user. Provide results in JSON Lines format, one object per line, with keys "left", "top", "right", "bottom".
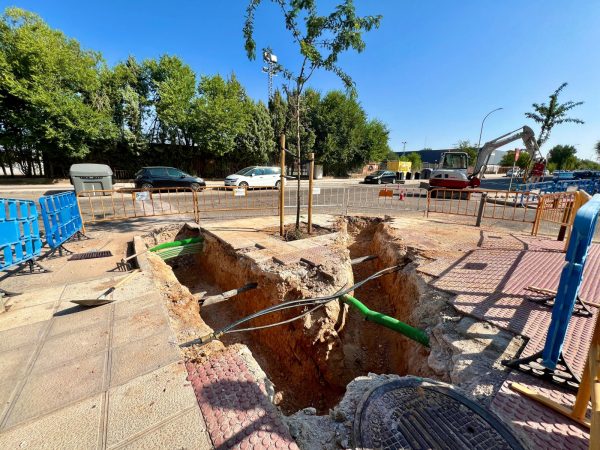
{"left": 5, "top": 1, "right": 599, "bottom": 160}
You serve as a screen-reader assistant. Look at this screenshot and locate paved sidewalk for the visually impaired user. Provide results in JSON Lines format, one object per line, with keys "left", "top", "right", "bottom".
{"left": 186, "top": 346, "right": 299, "bottom": 450}
{"left": 0, "top": 271, "right": 212, "bottom": 449}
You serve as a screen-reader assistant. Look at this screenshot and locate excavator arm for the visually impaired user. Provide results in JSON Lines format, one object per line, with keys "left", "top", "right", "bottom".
{"left": 469, "top": 125, "right": 540, "bottom": 186}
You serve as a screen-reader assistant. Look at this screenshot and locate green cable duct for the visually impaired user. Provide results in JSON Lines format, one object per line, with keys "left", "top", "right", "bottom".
{"left": 149, "top": 236, "right": 203, "bottom": 252}
{"left": 340, "top": 294, "right": 430, "bottom": 347}
{"left": 149, "top": 236, "right": 203, "bottom": 261}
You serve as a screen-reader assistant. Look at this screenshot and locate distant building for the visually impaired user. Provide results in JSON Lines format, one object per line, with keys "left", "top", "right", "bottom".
{"left": 395, "top": 149, "right": 507, "bottom": 169}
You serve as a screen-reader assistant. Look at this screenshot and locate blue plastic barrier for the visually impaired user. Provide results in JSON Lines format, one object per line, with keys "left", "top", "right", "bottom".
{"left": 38, "top": 191, "right": 83, "bottom": 250}
{"left": 515, "top": 179, "right": 598, "bottom": 195}
{"left": 542, "top": 193, "right": 600, "bottom": 369}
{"left": 515, "top": 181, "right": 556, "bottom": 194}
{"left": 0, "top": 198, "right": 43, "bottom": 271}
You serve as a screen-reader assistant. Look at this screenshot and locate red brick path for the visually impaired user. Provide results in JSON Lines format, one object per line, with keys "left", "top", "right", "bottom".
{"left": 186, "top": 348, "right": 299, "bottom": 450}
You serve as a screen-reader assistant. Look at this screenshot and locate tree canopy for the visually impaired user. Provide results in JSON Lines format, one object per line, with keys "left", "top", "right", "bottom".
{"left": 454, "top": 140, "right": 478, "bottom": 167}
{"left": 0, "top": 6, "right": 390, "bottom": 178}
{"left": 547, "top": 145, "right": 578, "bottom": 170}
{"left": 499, "top": 150, "right": 532, "bottom": 170}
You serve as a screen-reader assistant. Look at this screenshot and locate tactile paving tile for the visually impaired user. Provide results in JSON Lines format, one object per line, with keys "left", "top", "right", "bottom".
{"left": 432, "top": 250, "right": 524, "bottom": 295}
{"left": 519, "top": 312, "right": 598, "bottom": 379}
{"left": 478, "top": 233, "right": 530, "bottom": 250}
{"left": 517, "top": 235, "right": 570, "bottom": 252}
{"left": 491, "top": 371, "right": 589, "bottom": 450}
{"left": 417, "top": 257, "right": 465, "bottom": 277}
{"left": 186, "top": 349, "right": 299, "bottom": 450}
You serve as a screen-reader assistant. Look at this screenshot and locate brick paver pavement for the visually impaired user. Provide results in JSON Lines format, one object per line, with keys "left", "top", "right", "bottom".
{"left": 186, "top": 348, "right": 299, "bottom": 450}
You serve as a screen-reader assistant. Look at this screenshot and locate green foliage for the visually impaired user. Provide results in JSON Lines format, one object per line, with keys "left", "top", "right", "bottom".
{"left": 244, "top": 0, "right": 382, "bottom": 226}
{"left": 0, "top": 7, "right": 116, "bottom": 175}
{"left": 235, "top": 101, "right": 275, "bottom": 164}
{"left": 454, "top": 140, "right": 478, "bottom": 166}
{"left": 576, "top": 159, "right": 600, "bottom": 170}
{"left": 0, "top": 6, "right": 389, "bottom": 179}
{"left": 595, "top": 141, "right": 600, "bottom": 161}
{"left": 310, "top": 90, "right": 389, "bottom": 175}
{"left": 548, "top": 144, "right": 578, "bottom": 170}
{"left": 385, "top": 150, "right": 399, "bottom": 161}
{"left": 244, "top": 1, "right": 381, "bottom": 95}
{"left": 525, "top": 83, "right": 584, "bottom": 148}
{"left": 149, "top": 55, "right": 197, "bottom": 147}
{"left": 404, "top": 152, "right": 422, "bottom": 171}
{"left": 195, "top": 74, "right": 252, "bottom": 157}
{"left": 499, "top": 150, "right": 531, "bottom": 170}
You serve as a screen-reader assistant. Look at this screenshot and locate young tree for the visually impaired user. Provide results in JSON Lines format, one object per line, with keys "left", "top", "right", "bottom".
{"left": 595, "top": 140, "right": 600, "bottom": 161}
{"left": 547, "top": 144, "right": 578, "bottom": 170}
{"left": 525, "top": 83, "right": 584, "bottom": 148}
{"left": 244, "top": 0, "right": 382, "bottom": 229}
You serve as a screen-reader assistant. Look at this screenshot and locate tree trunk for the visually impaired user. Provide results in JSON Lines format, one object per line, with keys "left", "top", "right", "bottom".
{"left": 295, "top": 93, "right": 301, "bottom": 231}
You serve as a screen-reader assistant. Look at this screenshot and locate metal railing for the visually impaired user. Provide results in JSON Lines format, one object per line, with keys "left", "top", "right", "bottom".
{"left": 76, "top": 187, "right": 199, "bottom": 225}
{"left": 345, "top": 186, "right": 428, "bottom": 213}
{"left": 427, "top": 188, "right": 540, "bottom": 226}
{"left": 281, "top": 185, "right": 428, "bottom": 216}
{"left": 530, "top": 191, "right": 593, "bottom": 243}
{"left": 196, "top": 186, "right": 280, "bottom": 220}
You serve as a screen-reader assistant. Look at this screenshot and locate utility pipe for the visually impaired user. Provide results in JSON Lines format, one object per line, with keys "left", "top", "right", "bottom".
{"left": 149, "top": 236, "right": 203, "bottom": 252}
{"left": 340, "top": 294, "right": 430, "bottom": 347}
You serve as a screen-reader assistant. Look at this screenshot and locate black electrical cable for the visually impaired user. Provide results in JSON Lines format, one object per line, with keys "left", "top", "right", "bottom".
{"left": 219, "top": 264, "right": 402, "bottom": 334}
{"left": 225, "top": 303, "right": 326, "bottom": 334}
{"left": 180, "top": 264, "right": 403, "bottom": 348}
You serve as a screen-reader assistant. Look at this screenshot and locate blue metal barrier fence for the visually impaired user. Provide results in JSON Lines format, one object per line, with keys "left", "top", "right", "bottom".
{"left": 39, "top": 191, "right": 83, "bottom": 253}
{"left": 0, "top": 198, "right": 43, "bottom": 272}
{"left": 515, "top": 179, "right": 599, "bottom": 195}
{"left": 542, "top": 194, "right": 600, "bottom": 369}
{"left": 504, "top": 194, "right": 600, "bottom": 390}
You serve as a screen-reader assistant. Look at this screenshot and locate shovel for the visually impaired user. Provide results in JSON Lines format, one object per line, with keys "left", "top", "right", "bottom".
{"left": 71, "top": 270, "right": 141, "bottom": 306}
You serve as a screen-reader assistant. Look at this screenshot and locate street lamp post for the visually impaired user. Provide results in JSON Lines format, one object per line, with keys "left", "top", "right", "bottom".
{"left": 402, "top": 141, "right": 407, "bottom": 153}
{"left": 476, "top": 107, "right": 503, "bottom": 150}
{"left": 262, "top": 51, "right": 278, "bottom": 100}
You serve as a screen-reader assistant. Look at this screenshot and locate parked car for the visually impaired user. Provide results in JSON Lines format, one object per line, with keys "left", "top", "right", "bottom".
{"left": 224, "top": 166, "right": 282, "bottom": 188}
{"left": 505, "top": 168, "right": 523, "bottom": 177}
{"left": 364, "top": 170, "right": 397, "bottom": 184}
{"left": 134, "top": 167, "right": 206, "bottom": 191}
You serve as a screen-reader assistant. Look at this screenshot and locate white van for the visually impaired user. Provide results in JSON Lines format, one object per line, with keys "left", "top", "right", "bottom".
{"left": 224, "top": 166, "right": 282, "bottom": 188}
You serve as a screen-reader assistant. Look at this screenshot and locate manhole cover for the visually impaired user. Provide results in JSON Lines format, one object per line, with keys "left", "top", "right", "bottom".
{"left": 353, "top": 378, "right": 523, "bottom": 450}
{"left": 68, "top": 251, "right": 113, "bottom": 261}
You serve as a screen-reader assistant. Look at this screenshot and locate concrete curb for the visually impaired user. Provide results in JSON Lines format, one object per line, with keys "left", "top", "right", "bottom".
{"left": 133, "top": 236, "right": 152, "bottom": 273}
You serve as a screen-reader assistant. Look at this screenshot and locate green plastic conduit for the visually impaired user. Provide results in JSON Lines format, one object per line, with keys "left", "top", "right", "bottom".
{"left": 149, "top": 236, "right": 203, "bottom": 252}
{"left": 341, "top": 294, "right": 430, "bottom": 347}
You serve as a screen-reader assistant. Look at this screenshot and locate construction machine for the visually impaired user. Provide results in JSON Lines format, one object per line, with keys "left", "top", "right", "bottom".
{"left": 429, "top": 126, "right": 541, "bottom": 190}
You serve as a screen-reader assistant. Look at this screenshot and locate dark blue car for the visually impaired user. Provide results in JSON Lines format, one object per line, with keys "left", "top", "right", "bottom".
{"left": 135, "top": 166, "right": 206, "bottom": 191}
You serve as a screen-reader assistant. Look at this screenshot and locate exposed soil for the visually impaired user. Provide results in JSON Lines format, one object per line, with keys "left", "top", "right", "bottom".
{"left": 136, "top": 215, "right": 530, "bottom": 450}
{"left": 265, "top": 222, "right": 333, "bottom": 242}
{"left": 160, "top": 217, "right": 447, "bottom": 415}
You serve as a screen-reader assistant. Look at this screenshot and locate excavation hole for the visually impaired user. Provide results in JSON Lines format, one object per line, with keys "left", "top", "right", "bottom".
{"left": 168, "top": 218, "right": 436, "bottom": 414}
